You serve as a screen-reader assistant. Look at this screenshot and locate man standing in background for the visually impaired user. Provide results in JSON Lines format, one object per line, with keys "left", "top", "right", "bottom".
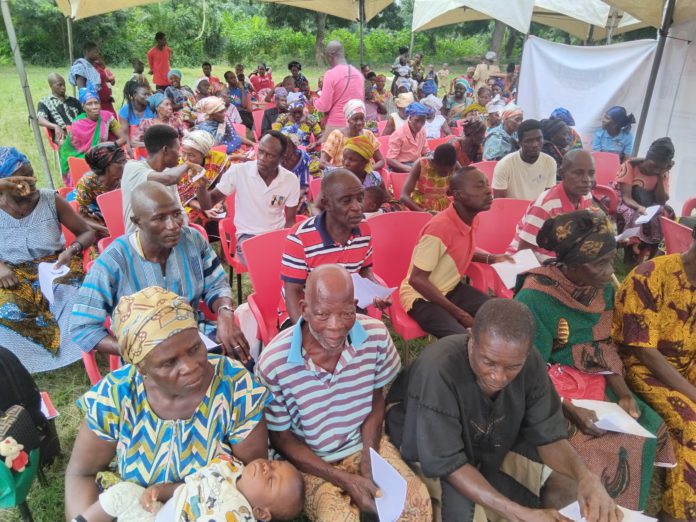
{"left": 147, "top": 32, "right": 171, "bottom": 92}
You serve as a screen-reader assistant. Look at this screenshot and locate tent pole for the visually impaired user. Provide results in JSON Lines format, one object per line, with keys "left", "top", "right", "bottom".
{"left": 0, "top": 0, "right": 54, "bottom": 189}
{"left": 359, "top": 0, "right": 365, "bottom": 65}
{"left": 633, "top": 0, "right": 676, "bottom": 153}
{"left": 409, "top": 30, "right": 415, "bottom": 57}
{"left": 67, "top": 16, "right": 75, "bottom": 97}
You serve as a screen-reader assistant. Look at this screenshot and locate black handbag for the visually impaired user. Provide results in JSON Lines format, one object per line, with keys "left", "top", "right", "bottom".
{"left": 0, "top": 405, "right": 39, "bottom": 453}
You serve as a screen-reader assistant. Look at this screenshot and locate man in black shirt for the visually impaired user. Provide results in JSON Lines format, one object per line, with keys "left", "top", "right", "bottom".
{"left": 37, "top": 73, "right": 82, "bottom": 145}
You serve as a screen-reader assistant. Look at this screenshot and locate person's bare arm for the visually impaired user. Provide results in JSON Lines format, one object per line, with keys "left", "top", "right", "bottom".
{"left": 56, "top": 195, "right": 96, "bottom": 250}
{"left": 441, "top": 121, "right": 452, "bottom": 136}
{"left": 409, "top": 266, "right": 472, "bottom": 327}
{"left": 283, "top": 205, "right": 298, "bottom": 229}
{"left": 654, "top": 172, "right": 669, "bottom": 205}
{"left": 359, "top": 389, "right": 385, "bottom": 479}
{"left": 232, "top": 419, "right": 270, "bottom": 464}
{"left": 386, "top": 156, "right": 413, "bottom": 173}
{"left": 38, "top": 116, "right": 65, "bottom": 143}
{"left": 64, "top": 422, "right": 118, "bottom": 520}
{"left": 284, "top": 281, "right": 304, "bottom": 324}
{"left": 630, "top": 345, "right": 696, "bottom": 403}
{"left": 147, "top": 161, "right": 200, "bottom": 186}
{"left": 372, "top": 149, "right": 385, "bottom": 171}
{"left": 400, "top": 161, "right": 424, "bottom": 211}
{"left": 197, "top": 187, "right": 227, "bottom": 211}
{"left": 617, "top": 182, "right": 645, "bottom": 214}
{"left": 382, "top": 117, "right": 396, "bottom": 136}
{"left": 93, "top": 335, "right": 121, "bottom": 355}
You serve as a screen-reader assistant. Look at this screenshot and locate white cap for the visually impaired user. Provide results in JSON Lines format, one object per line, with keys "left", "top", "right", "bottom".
{"left": 485, "top": 51, "right": 497, "bottom": 61}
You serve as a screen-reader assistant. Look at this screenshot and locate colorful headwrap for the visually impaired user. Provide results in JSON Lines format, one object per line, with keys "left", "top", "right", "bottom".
{"left": 421, "top": 79, "right": 437, "bottom": 96}
{"left": 280, "top": 128, "right": 302, "bottom": 148}
{"left": 404, "top": 102, "right": 432, "bottom": 118}
{"left": 421, "top": 94, "right": 442, "bottom": 112}
{"left": 344, "top": 99, "right": 366, "bottom": 120}
{"left": 463, "top": 119, "right": 486, "bottom": 137}
{"left": 274, "top": 87, "right": 289, "bottom": 100}
{"left": 167, "top": 69, "right": 182, "bottom": 81}
{"left": 196, "top": 96, "right": 226, "bottom": 116}
{"left": 455, "top": 78, "right": 473, "bottom": 95}
{"left": 84, "top": 142, "right": 126, "bottom": 174}
{"left": 0, "top": 147, "right": 29, "bottom": 178}
{"left": 78, "top": 83, "right": 99, "bottom": 105}
{"left": 147, "top": 92, "right": 166, "bottom": 112}
{"left": 502, "top": 103, "right": 523, "bottom": 121}
{"left": 537, "top": 209, "right": 616, "bottom": 266}
{"left": 540, "top": 118, "right": 567, "bottom": 140}
{"left": 550, "top": 107, "right": 575, "bottom": 126}
{"left": 395, "top": 92, "right": 415, "bottom": 109}
{"left": 287, "top": 92, "right": 306, "bottom": 110}
{"left": 344, "top": 135, "right": 376, "bottom": 173}
{"left": 645, "top": 137, "right": 675, "bottom": 164}
{"left": 112, "top": 286, "right": 198, "bottom": 365}
{"left": 606, "top": 106, "right": 635, "bottom": 130}
{"left": 182, "top": 130, "right": 216, "bottom": 156}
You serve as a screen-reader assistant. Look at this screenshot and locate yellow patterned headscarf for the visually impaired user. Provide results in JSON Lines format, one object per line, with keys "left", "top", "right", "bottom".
{"left": 344, "top": 135, "right": 375, "bottom": 174}
{"left": 112, "top": 287, "right": 198, "bottom": 365}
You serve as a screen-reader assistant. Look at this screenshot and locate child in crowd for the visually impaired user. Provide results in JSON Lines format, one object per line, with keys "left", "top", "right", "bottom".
{"left": 82, "top": 456, "right": 304, "bottom": 522}
{"left": 130, "top": 59, "right": 151, "bottom": 93}
{"left": 363, "top": 185, "right": 389, "bottom": 218}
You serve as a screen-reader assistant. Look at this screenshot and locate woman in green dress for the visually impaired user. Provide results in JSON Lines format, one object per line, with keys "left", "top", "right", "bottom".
{"left": 515, "top": 209, "right": 674, "bottom": 511}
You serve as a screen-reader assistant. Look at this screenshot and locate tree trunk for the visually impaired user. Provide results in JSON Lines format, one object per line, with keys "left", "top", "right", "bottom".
{"left": 315, "top": 12, "right": 327, "bottom": 67}
{"left": 489, "top": 20, "right": 507, "bottom": 57}
{"left": 504, "top": 28, "right": 517, "bottom": 62}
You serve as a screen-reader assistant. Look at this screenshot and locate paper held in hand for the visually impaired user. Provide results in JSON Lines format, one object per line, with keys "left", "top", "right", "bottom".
{"left": 490, "top": 249, "right": 540, "bottom": 289}
{"left": 38, "top": 262, "right": 69, "bottom": 305}
{"left": 635, "top": 205, "right": 661, "bottom": 225}
{"left": 571, "top": 399, "right": 655, "bottom": 438}
{"left": 350, "top": 274, "right": 396, "bottom": 309}
{"left": 560, "top": 501, "right": 656, "bottom": 521}
{"left": 370, "top": 448, "right": 407, "bottom": 522}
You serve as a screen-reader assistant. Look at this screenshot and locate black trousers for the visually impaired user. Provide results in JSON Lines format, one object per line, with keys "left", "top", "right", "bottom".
{"left": 408, "top": 282, "right": 489, "bottom": 338}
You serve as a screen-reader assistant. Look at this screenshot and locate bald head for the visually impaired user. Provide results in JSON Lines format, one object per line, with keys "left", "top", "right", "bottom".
{"left": 47, "top": 73, "right": 63, "bottom": 86}
{"left": 321, "top": 168, "right": 361, "bottom": 199}
{"left": 326, "top": 41, "right": 345, "bottom": 57}
{"left": 449, "top": 166, "right": 482, "bottom": 192}
{"left": 560, "top": 148, "right": 593, "bottom": 172}
{"left": 305, "top": 264, "right": 354, "bottom": 307}
{"left": 48, "top": 73, "right": 66, "bottom": 98}
{"left": 131, "top": 181, "right": 178, "bottom": 220}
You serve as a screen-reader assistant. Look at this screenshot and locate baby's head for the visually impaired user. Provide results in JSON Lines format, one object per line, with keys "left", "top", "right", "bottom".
{"left": 236, "top": 458, "right": 304, "bottom": 521}
{"left": 363, "top": 186, "right": 387, "bottom": 213}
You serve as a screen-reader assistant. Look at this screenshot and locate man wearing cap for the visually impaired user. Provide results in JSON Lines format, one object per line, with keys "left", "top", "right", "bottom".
{"left": 473, "top": 51, "right": 501, "bottom": 92}
{"left": 382, "top": 91, "right": 415, "bottom": 136}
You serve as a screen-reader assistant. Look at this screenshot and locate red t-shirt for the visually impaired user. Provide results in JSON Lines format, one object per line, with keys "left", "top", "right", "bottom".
{"left": 250, "top": 74, "right": 274, "bottom": 93}
{"left": 147, "top": 46, "right": 171, "bottom": 86}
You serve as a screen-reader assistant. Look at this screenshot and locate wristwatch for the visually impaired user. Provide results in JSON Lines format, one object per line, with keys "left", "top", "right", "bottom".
{"left": 218, "top": 304, "right": 234, "bottom": 315}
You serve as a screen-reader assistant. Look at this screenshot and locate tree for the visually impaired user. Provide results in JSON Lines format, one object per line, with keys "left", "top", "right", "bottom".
{"left": 315, "top": 12, "right": 326, "bottom": 66}
{"left": 489, "top": 20, "right": 507, "bottom": 56}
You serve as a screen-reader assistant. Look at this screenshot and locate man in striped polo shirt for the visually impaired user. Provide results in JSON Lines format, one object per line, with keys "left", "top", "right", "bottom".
{"left": 256, "top": 265, "right": 431, "bottom": 521}
{"left": 507, "top": 149, "right": 596, "bottom": 262}
{"left": 281, "top": 169, "right": 389, "bottom": 324}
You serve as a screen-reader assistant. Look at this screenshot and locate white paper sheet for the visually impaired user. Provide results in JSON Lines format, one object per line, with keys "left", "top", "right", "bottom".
{"left": 490, "top": 249, "right": 540, "bottom": 289}
{"left": 38, "top": 262, "right": 69, "bottom": 305}
{"left": 351, "top": 274, "right": 395, "bottom": 309}
{"left": 571, "top": 399, "right": 655, "bottom": 438}
{"left": 199, "top": 331, "right": 220, "bottom": 351}
{"left": 370, "top": 448, "right": 406, "bottom": 522}
{"left": 154, "top": 497, "right": 177, "bottom": 522}
{"left": 635, "top": 205, "right": 661, "bottom": 224}
{"left": 615, "top": 227, "right": 641, "bottom": 242}
{"left": 560, "top": 501, "right": 656, "bottom": 522}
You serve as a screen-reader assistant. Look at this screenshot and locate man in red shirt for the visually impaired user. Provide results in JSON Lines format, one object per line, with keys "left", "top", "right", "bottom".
{"left": 249, "top": 63, "right": 274, "bottom": 94}
{"left": 147, "top": 32, "right": 171, "bottom": 91}
{"left": 202, "top": 62, "right": 221, "bottom": 85}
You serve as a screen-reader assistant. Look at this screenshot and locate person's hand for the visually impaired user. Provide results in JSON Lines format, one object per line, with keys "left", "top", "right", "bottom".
{"left": 564, "top": 403, "right": 605, "bottom": 437}
{"left": 127, "top": 146, "right": 135, "bottom": 160}
{"left": 53, "top": 126, "right": 65, "bottom": 142}
{"left": 340, "top": 473, "right": 381, "bottom": 514}
{"left": 372, "top": 297, "right": 392, "bottom": 310}
{"left": 453, "top": 308, "right": 474, "bottom": 328}
{"left": 204, "top": 208, "right": 224, "bottom": 219}
{"left": 618, "top": 395, "right": 640, "bottom": 419}
{"left": 216, "top": 307, "right": 251, "bottom": 363}
{"left": 491, "top": 254, "right": 515, "bottom": 264}
{"left": 140, "top": 484, "right": 161, "bottom": 513}
{"left": 0, "top": 264, "right": 18, "bottom": 290}
{"left": 576, "top": 473, "right": 623, "bottom": 522}
{"left": 54, "top": 248, "right": 75, "bottom": 269}
{"left": 637, "top": 206, "right": 647, "bottom": 215}
{"left": 511, "top": 507, "right": 572, "bottom": 522}
{"left": 0, "top": 176, "right": 35, "bottom": 196}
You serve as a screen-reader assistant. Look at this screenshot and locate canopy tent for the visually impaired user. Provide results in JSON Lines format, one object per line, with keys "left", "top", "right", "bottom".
{"left": 54, "top": 0, "right": 161, "bottom": 19}
{"left": 606, "top": 0, "right": 696, "bottom": 28}
{"left": 257, "top": 0, "right": 395, "bottom": 63}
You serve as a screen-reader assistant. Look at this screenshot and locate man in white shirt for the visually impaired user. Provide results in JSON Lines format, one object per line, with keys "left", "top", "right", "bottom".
{"left": 491, "top": 119, "right": 557, "bottom": 201}
{"left": 121, "top": 124, "right": 201, "bottom": 234}
{"left": 198, "top": 130, "right": 300, "bottom": 265}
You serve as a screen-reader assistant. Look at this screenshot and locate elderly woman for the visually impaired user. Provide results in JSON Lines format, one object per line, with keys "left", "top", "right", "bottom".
{"left": 550, "top": 107, "right": 582, "bottom": 149}
{"left": 133, "top": 92, "right": 186, "bottom": 147}
{"left": 614, "top": 137, "right": 674, "bottom": 263}
{"left": 448, "top": 119, "right": 485, "bottom": 166}
{"left": 442, "top": 79, "right": 471, "bottom": 126}
{"left": 288, "top": 60, "right": 307, "bottom": 90}
{"left": 260, "top": 87, "right": 289, "bottom": 135}
{"left": 400, "top": 143, "right": 457, "bottom": 212}
{"left": 341, "top": 135, "right": 386, "bottom": 190}
{"left": 272, "top": 92, "right": 321, "bottom": 149}
{"left": 613, "top": 227, "right": 696, "bottom": 522}
{"left": 64, "top": 286, "right": 270, "bottom": 521}
{"left": 164, "top": 69, "right": 195, "bottom": 112}
{"left": 177, "top": 130, "right": 232, "bottom": 232}
{"left": 482, "top": 104, "right": 523, "bottom": 161}
{"left": 59, "top": 84, "right": 127, "bottom": 184}
{"left": 515, "top": 209, "right": 675, "bottom": 512}
{"left": 592, "top": 105, "right": 635, "bottom": 161}
{"left": 540, "top": 117, "right": 570, "bottom": 172}
{"left": 386, "top": 102, "right": 431, "bottom": 173}
{"left": 0, "top": 148, "right": 95, "bottom": 373}
{"left": 75, "top": 143, "right": 126, "bottom": 238}
{"left": 321, "top": 99, "right": 384, "bottom": 170}
{"left": 421, "top": 92, "right": 450, "bottom": 139}
{"left": 195, "top": 96, "right": 255, "bottom": 155}
{"left": 381, "top": 91, "right": 414, "bottom": 136}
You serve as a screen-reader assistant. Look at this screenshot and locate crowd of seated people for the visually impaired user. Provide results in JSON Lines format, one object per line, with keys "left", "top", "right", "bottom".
{"left": 3, "top": 34, "right": 692, "bottom": 522}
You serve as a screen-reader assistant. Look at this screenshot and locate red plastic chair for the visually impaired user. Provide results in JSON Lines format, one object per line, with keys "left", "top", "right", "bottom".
{"left": 82, "top": 351, "right": 122, "bottom": 386}
{"left": 252, "top": 110, "right": 265, "bottom": 141}
{"left": 133, "top": 147, "right": 148, "bottom": 160}
{"left": 189, "top": 223, "right": 209, "bottom": 242}
{"left": 43, "top": 127, "right": 59, "bottom": 152}
{"left": 427, "top": 137, "right": 450, "bottom": 150}
{"left": 97, "top": 188, "right": 124, "bottom": 238}
{"left": 308, "top": 177, "right": 322, "bottom": 203}
{"left": 662, "top": 216, "right": 693, "bottom": 254}
{"left": 218, "top": 194, "right": 247, "bottom": 305}
{"left": 591, "top": 151, "right": 620, "bottom": 186}
{"left": 476, "top": 198, "right": 531, "bottom": 254}
{"left": 61, "top": 201, "right": 91, "bottom": 271}
{"left": 390, "top": 171, "right": 409, "bottom": 201}
{"left": 68, "top": 156, "right": 90, "bottom": 187}
{"left": 471, "top": 160, "right": 497, "bottom": 184}
{"left": 97, "top": 236, "right": 116, "bottom": 253}
{"left": 212, "top": 145, "right": 227, "bottom": 154}
{"left": 378, "top": 135, "right": 390, "bottom": 161}
{"left": 57, "top": 186, "right": 72, "bottom": 199}
{"left": 241, "top": 228, "right": 291, "bottom": 346}
{"left": 682, "top": 197, "right": 696, "bottom": 217}
{"left": 233, "top": 123, "right": 249, "bottom": 141}
{"left": 369, "top": 212, "right": 433, "bottom": 340}
{"left": 592, "top": 184, "right": 618, "bottom": 215}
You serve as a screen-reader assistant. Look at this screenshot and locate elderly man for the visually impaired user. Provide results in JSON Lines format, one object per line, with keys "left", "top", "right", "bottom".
{"left": 491, "top": 119, "right": 557, "bottom": 201}
{"left": 473, "top": 51, "right": 501, "bottom": 91}
{"left": 37, "top": 73, "right": 82, "bottom": 146}
{"left": 71, "top": 181, "right": 250, "bottom": 361}
{"left": 314, "top": 41, "right": 365, "bottom": 132}
{"left": 281, "top": 169, "right": 389, "bottom": 324}
{"left": 386, "top": 299, "right": 621, "bottom": 522}
{"left": 508, "top": 149, "right": 596, "bottom": 262}
{"left": 401, "top": 167, "right": 511, "bottom": 338}
{"left": 256, "top": 265, "right": 431, "bottom": 521}
{"left": 198, "top": 131, "right": 299, "bottom": 265}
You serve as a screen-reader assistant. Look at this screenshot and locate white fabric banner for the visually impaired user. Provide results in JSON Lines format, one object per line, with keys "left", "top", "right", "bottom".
{"left": 518, "top": 36, "right": 656, "bottom": 150}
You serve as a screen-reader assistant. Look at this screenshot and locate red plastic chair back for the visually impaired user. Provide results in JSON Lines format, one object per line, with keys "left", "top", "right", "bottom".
{"left": 97, "top": 236, "right": 116, "bottom": 253}
{"left": 389, "top": 172, "right": 409, "bottom": 201}
{"left": 68, "top": 156, "right": 90, "bottom": 187}
{"left": 379, "top": 169, "right": 391, "bottom": 194}
{"left": 57, "top": 186, "right": 72, "bottom": 199}
{"left": 377, "top": 120, "right": 388, "bottom": 135}
{"left": 189, "top": 224, "right": 209, "bottom": 242}
{"left": 682, "top": 197, "right": 696, "bottom": 217}
{"left": 662, "top": 216, "right": 693, "bottom": 254}
{"left": 309, "top": 178, "right": 322, "bottom": 202}
{"left": 476, "top": 198, "right": 531, "bottom": 254}
{"left": 233, "top": 123, "right": 248, "bottom": 141}
{"left": 592, "top": 184, "right": 618, "bottom": 215}
{"left": 378, "top": 135, "right": 390, "bottom": 160}
{"left": 470, "top": 160, "right": 497, "bottom": 184}
{"left": 82, "top": 352, "right": 122, "bottom": 386}
{"left": 133, "top": 147, "right": 148, "bottom": 160}
{"left": 252, "top": 110, "right": 264, "bottom": 141}
{"left": 97, "top": 188, "right": 124, "bottom": 238}
{"left": 427, "top": 137, "right": 450, "bottom": 150}
{"left": 43, "top": 127, "right": 59, "bottom": 152}
{"left": 61, "top": 201, "right": 80, "bottom": 245}
{"left": 369, "top": 212, "right": 433, "bottom": 287}
{"left": 591, "top": 151, "right": 621, "bottom": 186}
